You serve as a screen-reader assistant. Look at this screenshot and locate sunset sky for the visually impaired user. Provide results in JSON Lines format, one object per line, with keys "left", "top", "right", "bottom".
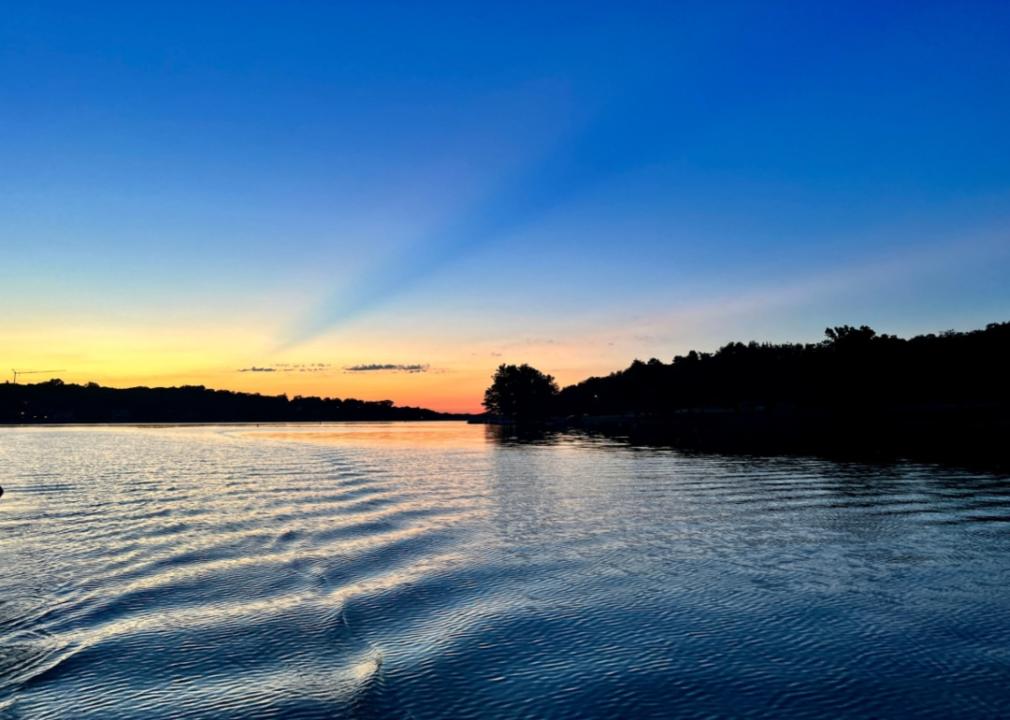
{"left": 3, "top": 1, "right": 1009, "bottom": 412}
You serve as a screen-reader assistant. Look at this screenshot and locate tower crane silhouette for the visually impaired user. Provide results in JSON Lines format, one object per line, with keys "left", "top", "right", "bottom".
{"left": 10, "top": 369, "right": 65, "bottom": 384}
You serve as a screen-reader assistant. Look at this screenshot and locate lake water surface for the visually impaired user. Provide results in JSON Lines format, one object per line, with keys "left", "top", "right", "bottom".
{"left": 1, "top": 422, "right": 1009, "bottom": 718}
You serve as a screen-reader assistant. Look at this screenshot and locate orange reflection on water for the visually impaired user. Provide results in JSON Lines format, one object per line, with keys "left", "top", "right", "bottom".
{"left": 241, "top": 421, "right": 488, "bottom": 449}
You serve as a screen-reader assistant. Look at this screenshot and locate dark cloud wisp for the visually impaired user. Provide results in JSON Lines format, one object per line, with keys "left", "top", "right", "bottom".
{"left": 237, "top": 363, "right": 331, "bottom": 373}
{"left": 344, "top": 363, "right": 429, "bottom": 373}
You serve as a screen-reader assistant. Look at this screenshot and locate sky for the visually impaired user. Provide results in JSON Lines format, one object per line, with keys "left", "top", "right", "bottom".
{"left": 2, "top": 1, "right": 1009, "bottom": 412}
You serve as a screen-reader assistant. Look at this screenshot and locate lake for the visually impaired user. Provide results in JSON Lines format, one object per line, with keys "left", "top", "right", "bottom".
{"left": 1, "top": 422, "right": 1009, "bottom": 718}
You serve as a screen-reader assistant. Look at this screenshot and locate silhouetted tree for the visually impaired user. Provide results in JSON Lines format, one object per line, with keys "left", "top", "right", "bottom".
{"left": 824, "top": 325, "right": 876, "bottom": 346}
{"left": 483, "top": 364, "right": 559, "bottom": 421}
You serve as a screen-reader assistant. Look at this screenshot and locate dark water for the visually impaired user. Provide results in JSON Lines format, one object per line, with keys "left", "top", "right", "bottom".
{"left": 1, "top": 423, "right": 1009, "bottom": 719}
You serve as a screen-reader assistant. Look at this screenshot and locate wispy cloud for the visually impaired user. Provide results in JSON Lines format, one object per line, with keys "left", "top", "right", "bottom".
{"left": 237, "top": 363, "right": 331, "bottom": 373}
{"left": 344, "top": 363, "right": 429, "bottom": 373}
{"left": 577, "top": 229, "right": 1010, "bottom": 352}
{"left": 658, "top": 232, "right": 1009, "bottom": 334}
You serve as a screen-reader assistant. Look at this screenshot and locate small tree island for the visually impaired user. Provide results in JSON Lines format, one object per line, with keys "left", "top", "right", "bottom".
{"left": 482, "top": 363, "right": 559, "bottom": 422}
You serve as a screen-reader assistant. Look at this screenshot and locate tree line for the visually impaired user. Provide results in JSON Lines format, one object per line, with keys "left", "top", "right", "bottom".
{"left": 0, "top": 381, "right": 459, "bottom": 423}
{"left": 484, "top": 321, "right": 1010, "bottom": 420}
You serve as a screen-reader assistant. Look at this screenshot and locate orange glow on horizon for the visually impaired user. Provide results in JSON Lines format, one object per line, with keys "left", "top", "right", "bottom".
{"left": 1, "top": 316, "right": 636, "bottom": 414}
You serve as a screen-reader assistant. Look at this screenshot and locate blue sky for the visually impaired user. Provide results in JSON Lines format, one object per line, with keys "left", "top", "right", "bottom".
{"left": 2, "top": 1, "right": 1009, "bottom": 409}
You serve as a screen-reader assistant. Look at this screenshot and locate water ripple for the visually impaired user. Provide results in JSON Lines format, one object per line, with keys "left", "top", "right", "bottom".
{"left": 1, "top": 423, "right": 1009, "bottom": 718}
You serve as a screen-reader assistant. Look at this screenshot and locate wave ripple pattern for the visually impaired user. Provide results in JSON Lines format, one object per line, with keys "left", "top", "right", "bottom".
{"left": 1, "top": 423, "right": 1009, "bottom": 719}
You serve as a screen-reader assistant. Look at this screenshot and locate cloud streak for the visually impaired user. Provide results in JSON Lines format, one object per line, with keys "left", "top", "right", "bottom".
{"left": 237, "top": 363, "right": 331, "bottom": 373}
{"left": 344, "top": 363, "right": 429, "bottom": 373}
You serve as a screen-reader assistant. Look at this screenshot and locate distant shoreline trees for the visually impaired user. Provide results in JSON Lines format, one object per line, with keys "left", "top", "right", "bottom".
{"left": 0, "top": 382, "right": 462, "bottom": 424}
